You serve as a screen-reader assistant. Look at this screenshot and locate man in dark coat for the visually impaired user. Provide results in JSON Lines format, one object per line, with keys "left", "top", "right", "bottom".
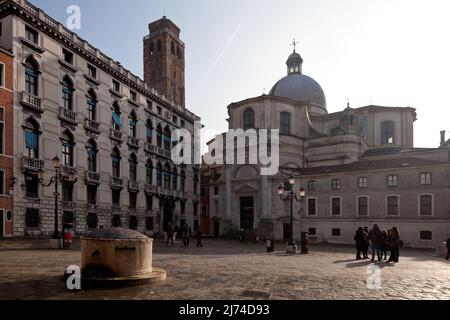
{"left": 354, "top": 227, "right": 366, "bottom": 260}
{"left": 368, "top": 224, "right": 382, "bottom": 262}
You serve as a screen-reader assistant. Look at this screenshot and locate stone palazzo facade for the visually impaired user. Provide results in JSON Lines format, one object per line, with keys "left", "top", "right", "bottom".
{"left": 0, "top": 0, "right": 201, "bottom": 237}
{"left": 202, "top": 50, "right": 450, "bottom": 248}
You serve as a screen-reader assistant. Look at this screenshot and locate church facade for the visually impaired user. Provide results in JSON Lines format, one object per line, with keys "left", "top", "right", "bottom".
{"left": 202, "top": 48, "right": 450, "bottom": 248}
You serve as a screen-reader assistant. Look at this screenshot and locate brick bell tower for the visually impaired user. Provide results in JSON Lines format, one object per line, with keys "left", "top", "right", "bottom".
{"left": 143, "top": 16, "right": 185, "bottom": 108}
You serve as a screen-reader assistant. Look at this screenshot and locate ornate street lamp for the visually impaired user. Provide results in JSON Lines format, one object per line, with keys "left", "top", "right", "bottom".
{"left": 277, "top": 176, "right": 306, "bottom": 253}
{"left": 39, "top": 156, "right": 70, "bottom": 246}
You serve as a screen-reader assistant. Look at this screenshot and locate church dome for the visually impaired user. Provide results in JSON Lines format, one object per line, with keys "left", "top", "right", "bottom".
{"left": 269, "top": 49, "right": 327, "bottom": 111}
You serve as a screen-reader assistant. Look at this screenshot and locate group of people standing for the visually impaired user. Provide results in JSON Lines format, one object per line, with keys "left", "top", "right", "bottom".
{"left": 166, "top": 223, "right": 203, "bottom": 247}
{"left": 354, "top": 224, "right": 401, "bottom": 263}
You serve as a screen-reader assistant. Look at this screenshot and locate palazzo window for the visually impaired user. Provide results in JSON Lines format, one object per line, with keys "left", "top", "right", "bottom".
{"left": 24, "top": 57, "right": 39, "bottom": 96}
{"left": 24, "top": 119, "right": 40, "bottom": 158}
{"left": 61, "top": 76, "right": 74, "bottom": 111}
{"left": 129, "top": 154, "right": 138, "bottom": 182}
{"left": 87, "top": 90, "right": 97, "bottom": 121}
{"left": 61, "top": 131, "right": 75, "bottom": 167}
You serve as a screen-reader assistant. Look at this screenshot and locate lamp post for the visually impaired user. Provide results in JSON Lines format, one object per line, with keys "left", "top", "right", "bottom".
{"left": 39, "top": 156, "right": 77, "bottom": 247}
{"left": 277, "top": 176, "right": 306, "bottom": 253}
{"left": 51, "top": 156, "right": 61, "bottom": 240}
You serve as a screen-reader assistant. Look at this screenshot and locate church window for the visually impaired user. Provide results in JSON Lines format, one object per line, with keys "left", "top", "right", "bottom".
{"left": 381, "top": 121, "right": 395, "bottom": 145}
{"left": 280, "top": 112, "right": 291, "bottom": 135}
{"left": 243, "top": 108, "right": 255, "bottom": 130}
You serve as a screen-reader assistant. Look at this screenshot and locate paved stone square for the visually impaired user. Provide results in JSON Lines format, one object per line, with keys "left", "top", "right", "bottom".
{"left": 0, "top": 238, "right": 449, "bottom": 300}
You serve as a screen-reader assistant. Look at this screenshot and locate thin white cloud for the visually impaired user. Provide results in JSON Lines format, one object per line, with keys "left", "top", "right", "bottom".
{"left": 199, "top": 17, "right": 245, "bottom": 84}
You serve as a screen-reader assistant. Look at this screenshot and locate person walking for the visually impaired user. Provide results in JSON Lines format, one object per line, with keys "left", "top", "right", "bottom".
{"left": 380, "top": 230, "right": 389, "bottom": 260}
{"left": 181, "top": 223, "right": 189, "bottom": 247}
{"left": 368, "top": 224, "right": 382, "bottom": 262}
{"left": 186, "top": 226, "right": 192, "bottom": 247}
{"left": 354, "top": 227, "right": 366, "bottom": 260}
{"left": 446, "top": 237, "right": 450, "bottom": 260}
{"left": 196, "top": 226, "right": 203, "bottom": 247}
{"left": 387, "top": 226, "right": 401, "bottom": 263}
{"left": 166, "top": 223, "right": 174, "bottom": 246}
{"left": 363, "top": 227, "right": 370, "bottom": 259}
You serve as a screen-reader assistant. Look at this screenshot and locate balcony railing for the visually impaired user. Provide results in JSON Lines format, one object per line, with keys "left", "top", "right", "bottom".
{"left": 61, "top": 201, "right": 75, "bottom": 210}
{"left": 85, "top": 171, "right": 100, "bottom": 185}
{"left": 86, "top": 203, "right": 98, "bottom": 212}
{"left": 111, "top": 176, "right": 124, "bottom": 189}
{"left": 155, "top": 187, "right": 184, "bottom": 199}
{"left": 128, "top": 136, "right": 140, "bottom": 148}
{"left": 59, "top": 107, "right": 78, "bottom": 125}
{"left": 145, "top": 143, "right": 156, "bottom": 154}
{"left": 21, "top": 156, "right": 44, "bottom": 172}
{"left": 110, "top": 128, "right": 122, "bottom": 142}
{"left": 60, "top": 165, "right": 78, "bottom": 182}
{"left": 157, "top": 146, "right": 171, "bottom": 159}
{"left": 20, "top": 91, "right": 43, "bottom": 113}
{"left": 128, "top": 180, "right": 140, "bottom": 191}
{"left": 84, "top": 118, "right": 100, "bottom": 133}
{"left": 145, "top": 184, "right": 156, "bottom": 194}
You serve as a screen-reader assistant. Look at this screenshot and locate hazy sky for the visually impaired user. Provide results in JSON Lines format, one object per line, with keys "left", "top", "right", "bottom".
{"left": 32, "top": 0, "right": 450, "bottom": 149}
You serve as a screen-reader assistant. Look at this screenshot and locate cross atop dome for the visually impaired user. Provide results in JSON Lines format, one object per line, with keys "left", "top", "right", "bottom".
{"left": 291, "top": 38, "right": 299, "bottom": 53}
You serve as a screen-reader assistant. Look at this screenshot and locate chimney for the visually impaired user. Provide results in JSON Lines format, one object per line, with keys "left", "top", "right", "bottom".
{"left": 440, "top": 130, "right": 446, "bottom": 146}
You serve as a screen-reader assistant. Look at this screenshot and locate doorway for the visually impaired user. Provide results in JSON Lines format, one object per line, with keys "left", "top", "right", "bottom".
{"left": 240, "top": 197, "right": 254, "bottom": 231}
{"left": 163, "top": 200, "right": 174, "bottom": 232}
{"left": 0, "top": 210, "right": 4, "bottom": 237}
{"left": 214, "top": 221, "right": 220, "bottom": 238}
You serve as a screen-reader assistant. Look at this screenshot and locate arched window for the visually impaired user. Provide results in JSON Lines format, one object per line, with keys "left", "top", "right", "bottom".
{"left": 243, "top": 108, "right": 255, "bottom": 130}
{"left": 61, "top": 130, "right": 75, "bottom": 167}
{"left": 280, "top": 112, "right": 291, "bottom": 135}
{"left": 163, "top": 163, "right": 171, "bottom": 189}
{"left": 156, "top": 124, "right": 163, "bottom": 148}
{"left": 112, "top": 102, "right": 121, "bottom": 131}
{"left": 381, "top": 121, "right": 395, "bottom": 145}
{"left": 157, "top": 39, "right": 162, "bottom": 52}
{"left": 176, "top": 46, "right": 180, "bottom": 58}
{"left": 163, "top": 126, "right": 172, "bottom": 151}
{"left": 87, "top": 89, "right": 97, "bottom": 121}
{"left": 156, "top": 162, "right": 163, "bottom": 187}
{"left": 128, "top": 111, "right": 137, "bottom": 138}
{"left": 129, "top": 153, "right": 138, "bottom": 182}
{"left": 86, "top": 139, "right": 98, "bottom": 172}
{"left": 112, "top": 148, "right": 121, "bottom": 178}
{"left": 146, "top": 120, "right": 153, "bottom": 144}
{"left": 62, "top": 76, "right": 74, "bottom": 111}
{"left": 149, "top": 42, "right": 154, "bottom": 55}
{"left": 146, "top": 160, "right": 153, "bottom": 185}
{"left": 171, "top": 41, "right": 175, "bottom": 54}
{"left": 24, "top": 118, "right": 40, "bottom": 158}
{"left": 24, "top": 57, "right": 39, "bottom": 96}
{"left": 172, "top": 167, "right": 178, "bottom": 190}
{"left": 180, "top": 169, "right": 186, "bottom": 192}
